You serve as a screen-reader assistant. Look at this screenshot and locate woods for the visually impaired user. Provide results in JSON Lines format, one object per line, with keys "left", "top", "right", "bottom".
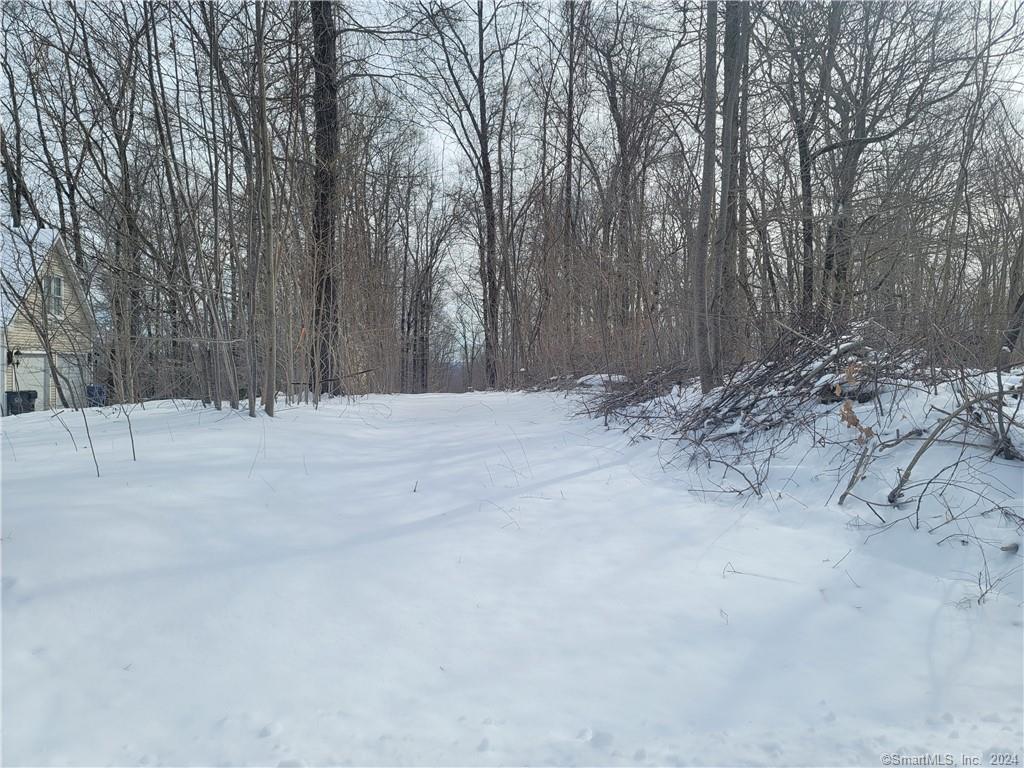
{"left": 2, "top": 0, "right": 1023, "bottom": 409}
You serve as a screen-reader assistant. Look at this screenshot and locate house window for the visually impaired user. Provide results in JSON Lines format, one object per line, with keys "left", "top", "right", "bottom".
{"left": 43, "top": 276, "right": 63, "bottom": 316}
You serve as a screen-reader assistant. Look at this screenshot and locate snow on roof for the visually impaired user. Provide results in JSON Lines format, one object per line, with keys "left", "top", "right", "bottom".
{"left": 1, "top": 222, "right": 59, "bottom": 325}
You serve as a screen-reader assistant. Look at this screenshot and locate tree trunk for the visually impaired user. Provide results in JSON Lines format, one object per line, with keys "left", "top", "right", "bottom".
{"left": 693, "top": 0, "right": 717, "bottom": 393}
{"left": 311, "top": 0, "right": 340, "bottom": 399}
{"left": 257, "top": 3, "right": 276, "bottom": 415}
{"left": 477, "top": 0, "right": 499, "bottom": 389}
{"left": 710, "top": 0, "right": 746, "bottom": 377}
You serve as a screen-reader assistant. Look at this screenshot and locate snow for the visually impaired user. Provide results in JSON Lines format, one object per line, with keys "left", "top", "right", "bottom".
{"left": 2, "top": 392, "right": 1022, "bottom": 766}
{"left": 576, "top": 373, "right": 629, "bottom": 388}
{"left": 722, "top": 411, "right": 746, "bottom": 435}
{"left": 799, "top": 339, "right": 861, "bottom": 377}
{"left": 813, "top": 372, "right": 842, "bottom": 389}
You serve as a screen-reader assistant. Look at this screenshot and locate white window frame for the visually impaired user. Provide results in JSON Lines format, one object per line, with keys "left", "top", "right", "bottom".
{"left": 43, "top": 275, "right": 63, "bottom": 317}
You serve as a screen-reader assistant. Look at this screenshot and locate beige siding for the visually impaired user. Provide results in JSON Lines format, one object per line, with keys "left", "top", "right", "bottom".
{"left": 3, "top": 239, "right": 94, "bottom": 409}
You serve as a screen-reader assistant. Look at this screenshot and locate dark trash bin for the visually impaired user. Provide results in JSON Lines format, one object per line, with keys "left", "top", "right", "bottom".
{"left": 5, "top": 390, "right": 37, "bottom": 416}
{"left": 4, "top": 391, "right": 23, "bottom": 415}
{"left": 86, "top": 384, "right": 108, "bottom": 407}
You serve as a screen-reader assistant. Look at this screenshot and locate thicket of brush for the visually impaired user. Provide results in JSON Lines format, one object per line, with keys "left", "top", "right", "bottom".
{"left": 589, "top": 321, "right": 1022, "bottom": 525}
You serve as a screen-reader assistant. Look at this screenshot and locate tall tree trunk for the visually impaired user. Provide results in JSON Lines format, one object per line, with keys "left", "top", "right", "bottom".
{"left": 478, "top": 0, "right": 499, "bottom": 389}
{"left": 310, "top": 0, "right": 340, "bottom": 399}
{"left": 693, "top": 0, "right": 717, "bottom": 393}
{"left": 710, "top": 0, "right": 746, "bottom": 377}
{"left": 257, "top": 2, "right": 276, "bottom": 415}
{"left": 795, "top": 119, "right": 814, "bottom": 324}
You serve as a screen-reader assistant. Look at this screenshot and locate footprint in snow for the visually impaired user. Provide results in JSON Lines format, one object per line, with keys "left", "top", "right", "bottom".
{"left": 576, "top": 728, "right": 613, "bottom": 750}
{"left": 590, "top": 730, "right": 613, "bottom": 749}
{"left": 258, "top": 723, "right": 282, "bottom": 739}
{"left": 760, "top": 742, "right": 782, "bottom": 757}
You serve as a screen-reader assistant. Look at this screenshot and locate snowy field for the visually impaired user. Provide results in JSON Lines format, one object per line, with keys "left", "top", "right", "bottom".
{"left": 2, "top": 391, "right": 1022, "bottom": 766}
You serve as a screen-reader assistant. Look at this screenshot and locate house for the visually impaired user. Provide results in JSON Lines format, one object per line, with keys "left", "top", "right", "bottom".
{"left": 1, "top": 223, "right": 96, "bottom": 414}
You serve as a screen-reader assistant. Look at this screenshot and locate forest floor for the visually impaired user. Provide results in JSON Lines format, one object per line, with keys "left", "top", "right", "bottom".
{"left": 2, "top": 391, "right": 1022, "bottom": 766}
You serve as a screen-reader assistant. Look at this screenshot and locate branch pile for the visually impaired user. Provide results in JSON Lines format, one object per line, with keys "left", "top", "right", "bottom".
{"left": 596, "top": 324, "right": 918, "bottom": 442}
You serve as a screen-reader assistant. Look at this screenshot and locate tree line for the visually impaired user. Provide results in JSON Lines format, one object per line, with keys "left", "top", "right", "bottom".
{"left": 2, "top": 0, "right": 1023, "bottom": 412}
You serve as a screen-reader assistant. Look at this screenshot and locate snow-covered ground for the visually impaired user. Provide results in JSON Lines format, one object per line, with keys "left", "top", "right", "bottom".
{"left": 2, "top": 392, "right": 1021, "bottom": 766}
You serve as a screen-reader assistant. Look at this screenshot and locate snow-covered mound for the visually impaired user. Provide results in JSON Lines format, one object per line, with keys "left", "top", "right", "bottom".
{"left": 600, "top": 371, "right": 1024, "bottom": 597}
{"left": 2, "top": 392, "right": 1021, "bottom": 765}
